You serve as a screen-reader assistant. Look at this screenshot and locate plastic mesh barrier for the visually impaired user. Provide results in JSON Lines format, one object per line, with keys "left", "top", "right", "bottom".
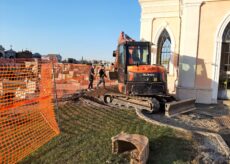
{"left": 0, "top": 59, "right": 60, "bottom": 163}
{"left": 54, "top": 63, "right": 117, "bottom": 98}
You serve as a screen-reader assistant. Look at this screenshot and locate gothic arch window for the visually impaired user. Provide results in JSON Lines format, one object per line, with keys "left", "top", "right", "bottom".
{"left": 157, "top": 29, "right": 171, "bottom": 71}
{"left": 218, "top": 22, "right": 230, "bottom": 98}
{"left": 223, "top": 23, "right": 230, "bottom": 43}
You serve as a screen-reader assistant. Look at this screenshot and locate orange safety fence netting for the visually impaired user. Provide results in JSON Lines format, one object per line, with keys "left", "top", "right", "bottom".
{"left": 54, "top": 63, "right": 117, "bottom": 98}
{"left": 0, "top": 58, "right": 60, "bottom": 163}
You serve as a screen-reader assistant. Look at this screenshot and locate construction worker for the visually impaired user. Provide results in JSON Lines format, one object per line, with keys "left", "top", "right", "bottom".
{"left": 97, "top": 65, "right": 107, "bottom": 88}
{"left": 128, "top": 47, "right": 140, "bottom": 65}
{"left": 88, "top": 63, "right": 95, "bottom": 90}
{"left": 129, "top": 49, "right": 135, "bottom": 64}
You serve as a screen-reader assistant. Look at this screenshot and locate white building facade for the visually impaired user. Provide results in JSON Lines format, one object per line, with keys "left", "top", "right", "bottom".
{"left": 139, "top": 0, "right": 230, "bottom": 104}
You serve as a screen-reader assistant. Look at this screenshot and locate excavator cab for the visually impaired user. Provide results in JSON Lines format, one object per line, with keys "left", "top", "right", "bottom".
{"left": 111, "top": 41, "right": 168, "bottom": 96}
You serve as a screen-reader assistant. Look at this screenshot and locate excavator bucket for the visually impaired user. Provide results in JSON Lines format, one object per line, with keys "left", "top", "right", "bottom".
{"left": 165, "top": 98, "right": 196, "bottom": 117}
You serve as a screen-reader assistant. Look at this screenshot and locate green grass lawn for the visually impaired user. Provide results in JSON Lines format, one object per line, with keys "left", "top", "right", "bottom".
{"left": 20, "top": 101, "right": 196, "bottom": 164}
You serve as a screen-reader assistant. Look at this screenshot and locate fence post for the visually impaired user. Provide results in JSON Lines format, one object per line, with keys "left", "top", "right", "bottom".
{"left": 52, "top": 62, "right": 60, "bottom": 125}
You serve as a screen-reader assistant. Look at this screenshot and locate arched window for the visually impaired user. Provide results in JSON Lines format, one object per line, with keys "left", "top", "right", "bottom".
{"left": 157, "top": 29, "right": 171, "bottom": 71}
{"left": 223, "top": 23, "right": 230, "bottom": 43}
{"left": 219, "top": 22, "right": 230, "bottom": 94}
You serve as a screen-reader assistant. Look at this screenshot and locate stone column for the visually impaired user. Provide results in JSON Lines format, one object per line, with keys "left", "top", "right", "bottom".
{"left": 178, "top": 0, "right": 203, "bottom": 99}
{"left": 140, "top": 18, "right": 155, "bottom": 64}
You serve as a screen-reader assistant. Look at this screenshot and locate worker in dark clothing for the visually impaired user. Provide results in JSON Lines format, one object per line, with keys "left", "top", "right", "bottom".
{"left": 97, "top": 65, "right": 107, "bottom": 88}
{"left": 88, "top": 64, "right": 95, "bottom": 90}
{"left": 128, "top": 47, "right": 140, "bottom": 65}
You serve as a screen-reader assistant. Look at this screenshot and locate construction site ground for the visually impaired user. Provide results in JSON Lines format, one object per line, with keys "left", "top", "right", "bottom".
{"left": 143, "top": 101, "right": 230, "bottom": 144}
{"left": 141, "top": 103, "right": 230, "bottom": 163}
{"left": 85, "top": 87, "right": 230, "bottom": 135}
{"left": 20, "top": 86, "right": 230, "bottom": 163}
{"left": 85, "top": 87, "right": 230, "bottom": 163}
{"left": 19, "top": 98, "right": 196, "bottom": 164}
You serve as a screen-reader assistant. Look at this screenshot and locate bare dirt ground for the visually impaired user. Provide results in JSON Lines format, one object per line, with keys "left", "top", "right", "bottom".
{"left": 137, "top": 102, "right": 230, "bottom": 163}
{"left": 144, "top": 104, "right": 230, "bottom": 132}
{"left": 143, "top": 102, "right": 230, "bottom": 145}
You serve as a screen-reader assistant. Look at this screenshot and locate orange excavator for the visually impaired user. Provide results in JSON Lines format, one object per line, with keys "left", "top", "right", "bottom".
{"left": 104, "top": 32, "right": 195, "bottom": 115}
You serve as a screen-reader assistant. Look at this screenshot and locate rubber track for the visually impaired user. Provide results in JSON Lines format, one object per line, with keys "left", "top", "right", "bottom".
{"left": 104, "top": 93, "right": 154, "bottom": 112}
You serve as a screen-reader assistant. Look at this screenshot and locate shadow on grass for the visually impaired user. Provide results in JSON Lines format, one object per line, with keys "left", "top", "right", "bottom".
{"left": 148, "top": 136, "right": 196, "bottom": 164}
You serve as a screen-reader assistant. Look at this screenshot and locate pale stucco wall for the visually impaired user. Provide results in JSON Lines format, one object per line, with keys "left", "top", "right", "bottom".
{"left": 175, "top": 0, "right": 230, "bottom": 103}
{"left": 151, "top": 18, "right": 180, "bottom": 93}
{"left": 139, "top": 0, "right": 230, "bottom": 103}
{"left": 197, "top": 1, "right": 230, "bottom": 89}
{"left": 139, "top": 0, "right": 180, "bottom": 93}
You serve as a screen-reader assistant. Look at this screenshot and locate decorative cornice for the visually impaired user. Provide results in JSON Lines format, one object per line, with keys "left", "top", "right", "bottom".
{"left": 182, "top": 0, "right": 204, "bottom": 7}
{"left": 139, "top": 0, "right": 180, "bottom": 18}
{"left": 139, "top": 0, "right": 179, "bottom": 7}
{"left": 141, "top": 12, "right": 180, "bottom": 19}
{"left": 139, "top": 0, "right": 178, "bottom": 2}
{"left": 140, "top": 17, "right": 153, "bottom": 22}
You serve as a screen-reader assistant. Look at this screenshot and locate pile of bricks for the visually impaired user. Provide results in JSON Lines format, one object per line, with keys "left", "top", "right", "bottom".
{"left": 0, "top": 58, "right": 60, "bottom": 163}
{"left": 54, "top": 63, "right": 117, "bottom": 98}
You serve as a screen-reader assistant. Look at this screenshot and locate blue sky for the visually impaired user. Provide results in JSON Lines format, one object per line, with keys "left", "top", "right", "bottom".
{"left": 0, "top": 0, "right": 141, "bottom": 61}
